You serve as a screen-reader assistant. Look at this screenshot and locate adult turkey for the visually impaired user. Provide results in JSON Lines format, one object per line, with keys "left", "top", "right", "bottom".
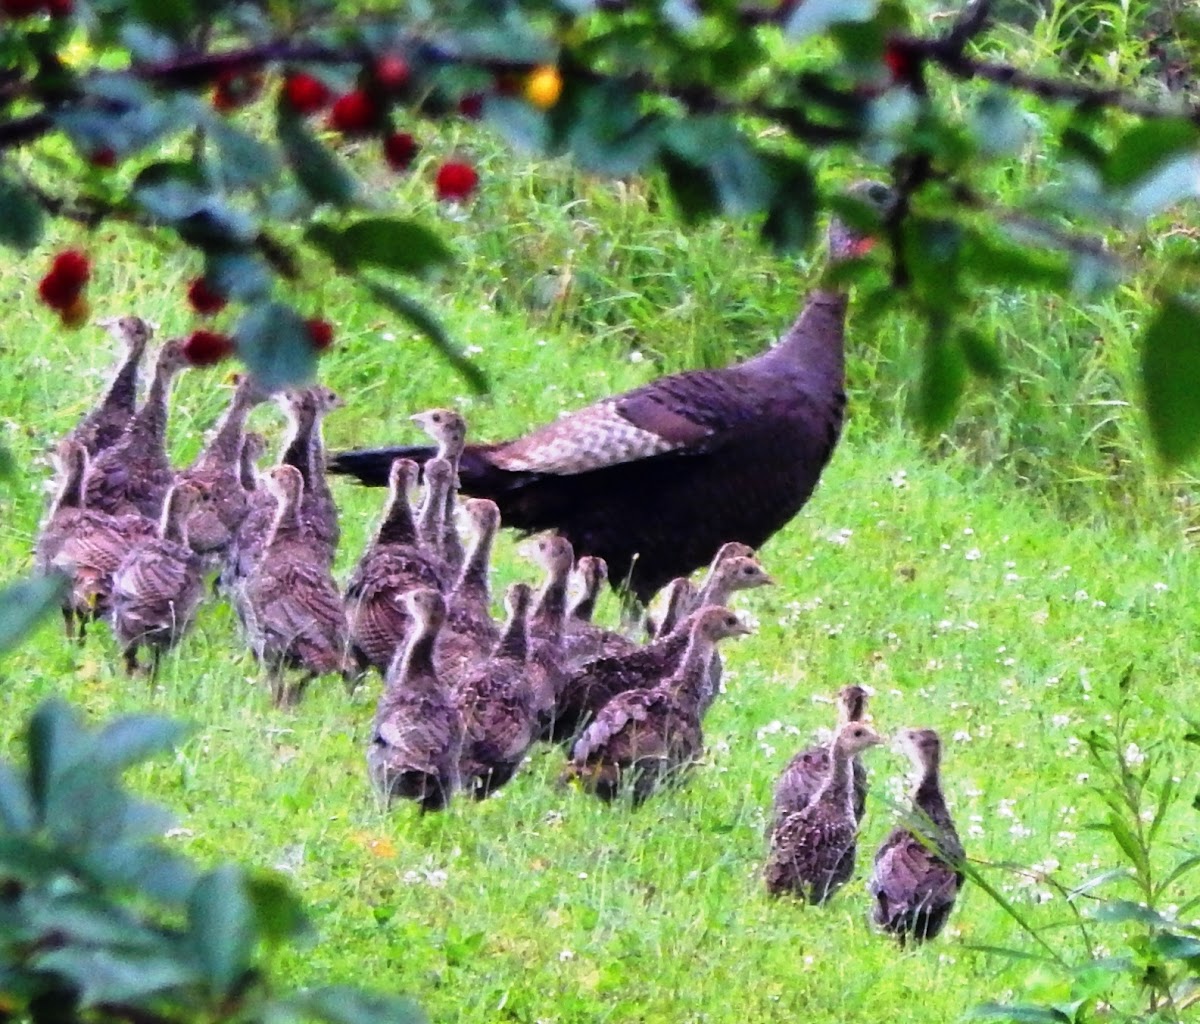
{"left": 330, "top": 181, "right": 892, "bottom": 604}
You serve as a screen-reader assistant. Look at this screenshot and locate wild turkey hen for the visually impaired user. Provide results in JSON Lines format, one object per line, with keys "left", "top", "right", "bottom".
{"left": 330, "top": 181, "right": 891, "bottom": 603}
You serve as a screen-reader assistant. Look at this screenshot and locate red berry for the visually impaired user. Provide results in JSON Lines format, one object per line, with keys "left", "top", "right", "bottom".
{"left": 328, "top": 90, "right": 378, "bottom": 135}
{"left": 44, "top": 0, "right": 72, "bottom": 16}
{"left": 434, "top": 160, "right": 479, "bottom": 202}
{"left": 883, "top": 41, "right": 916, "bottom": 82}
{"left": 375, "top": 54, "right": 410, "bottom": 92}
{"left": 89, "top": 147, "right": 116, "bottom": 168}
{"left": 37, "top": 249, "right": 90, "bottom": 310}
{"left": 457, "top": 93, "right": 484, "bottom": 120}
{"left": 187, "top": 277, "right": 227, "bottom": 316}
{"left": 383, "top": 131, "right": 418, "bottom": 172}
{"left": 306, "top": 318, "right": 334, "bottom": 351}
{"left": 283, "top": 72, "right": 331, "bottom": 115}
{"left": 1, "top": 0, "right": 43, "bottom": 17}
{"left": 182, "top": 329, "right": 235, "bottom": 367}
{"left": 60, "top": 294, "right": 88, "bottom": 328}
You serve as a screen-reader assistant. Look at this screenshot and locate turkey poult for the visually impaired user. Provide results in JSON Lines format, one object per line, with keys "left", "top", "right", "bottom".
{"left": 550, "top": 554, "right": 772, "bottom": 744}
{"left": 771, "top": 685, "right": 871, "bottom": 829}
{"left": 521, "top": 534, "right": 575, "bottom": 732}
{"left": 561, "top": 555, "right": 635, "bottom": 667}
{"left": 178, "top": 374, "right": 270, "bottom": 558}
{"left": 110, "top": 483, "right": 207, "bottom": 676}
{"left": 564, "top": 606, "right": 752, "bottom": 806}
{"left": 369, "top": 588, "right": 464, "bottom": 812}
{"left": 238, "top": 432, "right": 267, "bottom": 492}
{"left": 441, "top": 498, "right": 502, "bottom": 664}
{"left": 763, "top": 721, "right": 884, "bottom": 904}
{"left": 237, "top": 465, "right": 349, "bottom": 706}
{"left": 84, "top": 339, "right": 189, "bottom": 519}
{"left": 410, "top": 408, "right": 468, "bottom": 577}
{"left": 869, "top": 728, "right": 965, "bottom": 945}
{"left": 346, "top": 458, "right": 446, "bottom": 675}
{"left": 454, "top": 582, "right": 539, "bottom": 799}
{"left": 67, "top": 316, "right": 154, "bottom": 457}
{"left": 39, "top": 441, "right": 156, "bottom": 639}
{"left": 331, "top": 181, "right": 894, "bottom": 604}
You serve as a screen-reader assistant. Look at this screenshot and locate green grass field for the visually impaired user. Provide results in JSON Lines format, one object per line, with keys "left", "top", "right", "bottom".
{"left": 4, "top": 84, "right": 1200, "bottom": 1023}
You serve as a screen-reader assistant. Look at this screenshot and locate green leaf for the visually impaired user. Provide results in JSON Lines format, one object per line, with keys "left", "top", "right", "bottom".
{"left": 1124, "top": 152, "right": 1200, "bottom": 220}
{"left": 0, "top": 177, "right": 44, "bottom": 251}
{"left": 0, "top": 443, "right": 13, "bottom": 479}
{"left": 92, "top": 715, "right": 185, "bottom": 773}
{"left": 0, "top": 762, "right": 33, "bottom": 833}
{"left": 26, "top": 700, "right": 86, "bottom": 821}
{"left": 971, "top": 91, "right": 1030, "bottom": 156}
{"left": 129, "top": 0, "right": 194, "bottom": 38}
{"left": 760, "top": 155, "right": 816, "bottom": 253}
{"left": 785, "top": 0, "right": 879, "bottom": 40}
{"left": 235, "top": 301, "right": 318, "bottom": 392}
{"left": 277, "top": 103, "right": 359, "bottom": 208}
{"left": 205, "top": 250, "right": 273, "bottom": 302}
{"left": 485, "top": 95, "right": 549, "bottom": 155}
{"left": 663, "top": 120, "right": 772, "bottom": 217}
{"left": 362, "top": 281, "right": 488, "bottom": 395}
{"left": 962, "top": 943, "right": 1059, "bottom": 965}
{"left": 916, "top": 319, "right": 966, "bottom": 433}
{"left": 35, "top": 947, "right": 197, "bottom": 1007}
{"left": 208, "top": 119, "right": 281, "bottom": 189}
{"left": 298, "top": 986, "right": 427, "bottom": 1024}
{"left": 968, "top": 1004, "right": 1071, "bottom": 1023}
{"left": 1106, "top": 811, "right": 1150, "bottom": 874}
{"left": 1090, "top": 899, "right": 1174, "bottom": 926}
{"left": 556, "top": 82, "right": 661, "bottom": 177}
{"left": 1140, "top": 296, "right": 1200, "bottom": 465}
{"left": 958, "top": 328, "right": 1005, "bottom": 380}
{"left": 1161, "top": 853, "right": 1200, "bottom": 890}
{"left": 306, "top": 219, "right": 453, "bottom": 276}
{"left": 1154, "top": 933, "right": 1200, "bottom": 961}
{"left": 0, "top": 572, "right": 68, "bottom": 655}
{"left": 245, "top": 871, "right": 313, "bottom": 946}
{"left": 1105, "top": 119, "right": 1200, "bottom": 189}
{"left": 188, "top": 865, "right": 256, "bottom": 999}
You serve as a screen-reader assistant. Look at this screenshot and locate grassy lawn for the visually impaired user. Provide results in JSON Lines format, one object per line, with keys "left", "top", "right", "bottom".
{"left": 2, "top": 129, "right": 1199, "bottom": 1021}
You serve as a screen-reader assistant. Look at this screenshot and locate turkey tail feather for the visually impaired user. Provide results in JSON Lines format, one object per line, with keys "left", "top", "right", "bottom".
{"left": 328, "top": 445, "right": 436, "bottom": 486}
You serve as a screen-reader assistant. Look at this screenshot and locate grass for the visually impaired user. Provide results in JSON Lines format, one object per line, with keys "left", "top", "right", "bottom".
{"left": 4, "top": 35, "right": 1200, "bottom": 1024}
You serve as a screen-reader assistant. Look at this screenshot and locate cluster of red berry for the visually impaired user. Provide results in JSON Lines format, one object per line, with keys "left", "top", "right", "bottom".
{"left": 278, "top": 53, "right": 480, "bottom": 202}
{"left": 37, "top": 250, "right": 90, "bottom": 326}
{"left": 0, "top": 0, "right": 72, "bottom": 18}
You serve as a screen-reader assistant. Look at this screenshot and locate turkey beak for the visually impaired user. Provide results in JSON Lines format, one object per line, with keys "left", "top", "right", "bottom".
{"left": 734, "top": 621, "right": 754, "bottom": 637}
{"left": 760, "top": 572, "right": 776, "bottom": 587}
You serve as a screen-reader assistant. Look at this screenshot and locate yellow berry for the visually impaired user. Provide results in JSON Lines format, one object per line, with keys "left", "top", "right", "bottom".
{"left": 525, "top": 65, "right": 563, "bottom": 110}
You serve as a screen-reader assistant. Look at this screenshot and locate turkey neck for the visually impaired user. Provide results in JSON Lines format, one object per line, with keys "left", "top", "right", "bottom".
{"left": 418, "top": 473, "right": 450, "bottom": 551}
{"left": 454, "top": 517, "right": 495, "bottom": 606}
{"left": 532, "top": 563, "right": 569, "bottom": 639}
{"left": 375, "top": 480, "right": 418, "bottom": 547}
{"left": 55, "top": 451, "right": 88, "bottom": 512}
{"left": 102, "top": 338, "right": 147, "bottom": 418}
{"left": 281, "top": 403, "right": 317, "bottom": 485}
{"left": 305, "top": 411, "right": 333, "bottom": 497}
{"left": 388, "top": 618, "right": 441, "bottom": 695}
{"left": 128, "top": 358, "right": 182, "bottom": 449}
{"left": 814, "top": 741, "right": 855, "bottom": 813}
{"left": 913, "top": 762, "right": 959, "bottom": 845}
{"left": 666, "top": 628, "right": 716, "bottom": 706}
{"left": 198, "top": 387, "right": 258, "bottom": 471}
{"left": 494, "top": 602, "right": 529, "bottom": 662}
{"left": 749, "top": 289, "right": 847, "bottom": 390}
{"left": 569, "top": 585, "right": 598, "bottom": 625}
{"left": 264, "top": 484, "right": 304, "bottom": 549}
{"left": 159, "top": 490, "right": 191, "bottom": 546}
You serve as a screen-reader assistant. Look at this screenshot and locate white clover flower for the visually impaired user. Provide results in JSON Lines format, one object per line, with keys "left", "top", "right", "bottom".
{"left": 465, "top": 344, "right": 484, "bottom": 355}
{"left": 953, "top": 730, "right": 972, "bottom": 743}
{"left": 963, "top": 526, "right": 975, "bottom": 536}
{"left": 828, "top": 528, "right": 853, "bottom": 546}
{"left": 1052, "top": 714, "right": 1071, "bottom": 728}
{"left": 890, "top": 469, "right": 908, "bottom": 488}
{"left": 1124, "top": 742, "right": 1146, "bottom": 766}
{"left": 559, "top": 949, "right": 575, "bottom": 961}
{"left": 1010, "top": 823, "right": 1034, "bottom": 838}
{"left": 1153, "top": 581, "right": 1169, "bottom": 593}
{"left": 629, "top": 350, "right": 645, "bottom": 363}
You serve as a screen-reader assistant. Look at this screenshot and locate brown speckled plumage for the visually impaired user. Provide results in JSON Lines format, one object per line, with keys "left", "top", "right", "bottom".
{"left": 560, "top": 556, "right": 635, "bottom": 668}
{"left": 454, "top": 582, "right": 539, "bottom": 798}
{"left": 346, "top": 459, "right": 449, "bottom": 675}
{"left": 870, "top": 729, "right": 965, "bottom": 945}
{"left": 110, "top": 483, "right": 207, "bottom": 675}
{"left": 237, "top": 465, "right": 348, "bottom": 706}
{"left": 179, "top": 375, "right": 270, "bottom": 557}
{"left": 331, "top": 184, "right": 893, "bottom": 603}
{"left": 68, "top": 316, "right": 154, "bottom": 457}
{"left": 551, "top": 555, "right": 771, "bottom": 743}
{"left": 771, "top": 685, "right": 871, "bottom": 828}
{"left": 763, "top": 722, "right": 884, "bottom": 903}
{"left": 368, "top": 589, "right": 464, "bottom": 812}
{"left": 84, "top": 340, "right": 189, "bottom": 518}
{"left": 564, "top": 607, "right": 751, "bottom": 805}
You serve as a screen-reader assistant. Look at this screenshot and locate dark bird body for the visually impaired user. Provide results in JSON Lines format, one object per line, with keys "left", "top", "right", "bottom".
{"left": 67, "top": 316, "right": 153, "bottom": 457}
{"left": 454, "top": 583, "right": 539, "bottom": 798}
{"left": 369, "top": 589, "right": 464, "bottom": 812}
{"left": 771, "top": 685, "right": 870, "bottom": 828}
{"left": 330, "top": 184, "right": 889, "bottom": 604}
{"left": 763, "top": 722, "right": 883, "bottom": 904}
{"left": 564, "top": 606, "right": 751, "bottom": 805}
{"left": 869, "top": 728, "right": 965, "bottom": 945}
